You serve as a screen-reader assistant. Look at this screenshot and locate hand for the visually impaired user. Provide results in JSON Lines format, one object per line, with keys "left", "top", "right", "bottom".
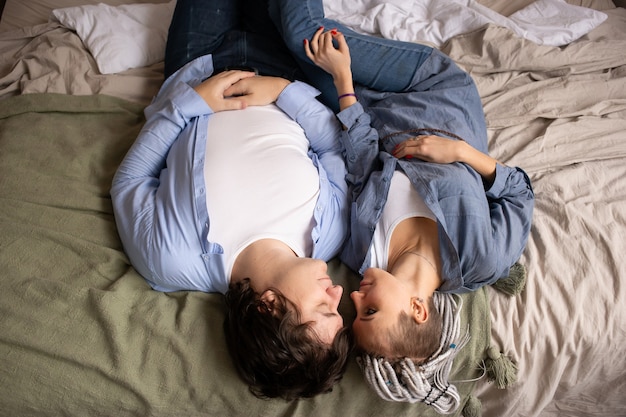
{"left": 193, "top": 70, "right": 257, "bottom": 112}
{"left": 304, "top": 27, "right": 352, "bottom": 82}
{"left": 392, "top": 135, "right": 462, "bottom": 164}
{"left": 223, "top": 76, "right": 291, "bottom": 107}
{"left": 394, "top": 135, "right": 499, "bottom": 183}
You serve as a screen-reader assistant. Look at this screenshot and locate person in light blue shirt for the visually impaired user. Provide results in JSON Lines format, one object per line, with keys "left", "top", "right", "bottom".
{"left": 111, "top": 0, "right": 355, "bottom": 401}
{"left": 269, "top": 0, "right": 534, "bottom": 409}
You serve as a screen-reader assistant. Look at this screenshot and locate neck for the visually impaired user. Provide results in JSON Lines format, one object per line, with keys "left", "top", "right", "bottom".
{"left": 404, "top": 251, "right": 437, "bottom": 272}
{"left": 387, "top": 217, "right": 442, "bottom": 297}
{"left": 391, "top": 247, "right": 442, "bottom": 298}
{"left": 230, "top": 239, "right": 295, "bottom": 289}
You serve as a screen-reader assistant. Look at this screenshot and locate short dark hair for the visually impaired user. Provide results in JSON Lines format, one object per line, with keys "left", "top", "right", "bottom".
{"left": 223, "top": 279, "right": 352, "bottom": 400}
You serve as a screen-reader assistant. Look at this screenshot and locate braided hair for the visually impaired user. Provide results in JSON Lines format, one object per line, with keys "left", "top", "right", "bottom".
{"left": 356, "top": 292, "right": 469, "bottom": 414}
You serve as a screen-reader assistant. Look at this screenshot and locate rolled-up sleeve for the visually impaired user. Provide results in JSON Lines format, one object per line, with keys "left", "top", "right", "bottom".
{"left": 110, "top": 56, "right": 229, "bottom": 293}
{"left": 486, "top": 164, "right": 535, "bottom": 277}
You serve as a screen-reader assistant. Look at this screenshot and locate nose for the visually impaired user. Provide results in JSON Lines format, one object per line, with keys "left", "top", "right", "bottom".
{"left": 327, "top": 284, "right": 343, "bottom": 305}
{"left": 350, "top": 290, "right": 362, "bottom": 305}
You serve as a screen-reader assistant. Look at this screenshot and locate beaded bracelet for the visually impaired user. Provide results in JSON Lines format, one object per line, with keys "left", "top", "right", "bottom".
{"left": 338, "top": 93, "right": 357, "bottom": 100}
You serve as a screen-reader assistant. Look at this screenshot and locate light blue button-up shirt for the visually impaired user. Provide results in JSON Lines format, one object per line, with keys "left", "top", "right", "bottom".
{"left": 336, "top": 49, "right": 535, "bottom": 293}
{"left": 111, "top": 55, "right": 348, "bottom": 294}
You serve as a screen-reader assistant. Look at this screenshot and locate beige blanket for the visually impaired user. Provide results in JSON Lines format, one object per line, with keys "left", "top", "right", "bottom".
{"left": 0, "top": 22, "right": 164, "bottom": 105}
{"left": 440, "top": 8, "right": 626, "bottom": 417}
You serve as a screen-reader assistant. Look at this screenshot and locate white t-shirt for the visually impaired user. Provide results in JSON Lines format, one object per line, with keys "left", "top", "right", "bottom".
{"left": 370, "top": 171, "right": 436, "bottom": 270}
{"left": 204, "top": 104, "right": 320, "bottom": 279}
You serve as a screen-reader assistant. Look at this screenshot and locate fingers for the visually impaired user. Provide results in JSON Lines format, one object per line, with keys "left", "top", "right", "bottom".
{"left": 304, "top": 38, "right": 315, "bottom": 61}
{"left": 335, "top": 31, "right": 349, "bottom": 53}
{"left": 304, "top": 27, "right": 341, "bottom": 60}
{"left": 392, "top": 135, "right": 460, "bottom": 164}
{"left": 221, "top": 98, "right": 247, "bottom": 111}
{"left": 223, "top": 78, "right": 249, "bottom": 97}
{"left": 197, "top": 70, "right": 255, "bottom": 98}
{"left": 392, "top": 140, "right": 409, "bottom": 159}
{"left": 222, "top": 76, "right": 291, "bottom": 107}
{"left": 194, "top": 70, "right": 256, "bottom": 112}
{"left": 304, "top": 26, "right": 324, "bottom": 59}
{"left": 392, "top": 136, "right": 427, "bottom": 159}
{"left": 214, "top": 69, "right": 256, "bottom": 87}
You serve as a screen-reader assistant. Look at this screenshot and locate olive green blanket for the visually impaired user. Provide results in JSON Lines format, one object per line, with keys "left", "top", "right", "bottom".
{"left": 0, "top": 93, "right": 489, "bottom": 417}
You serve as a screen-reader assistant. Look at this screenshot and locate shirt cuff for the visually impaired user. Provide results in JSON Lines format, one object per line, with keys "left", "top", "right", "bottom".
{"left": 276, "top": 81, "right": 321, "bottom": 118}
{"left": 173, "top": 82, "right": 214, "bottom": 119}
{"left": 337, "top": 101, "right": 366, "bottom": 128}
{"left": 485, "top": 163, "right": 511, "bottom": 198}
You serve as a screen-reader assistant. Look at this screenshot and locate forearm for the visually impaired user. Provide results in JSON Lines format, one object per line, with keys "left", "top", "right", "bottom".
{"left": 113, "top": 83, "right": 209, "bottom": 188}
{"left": 333, "top": 70, "right": 357, "bottom": 112}
{"left": 457, "top": 141, "right": 498, "bottom": 185}
{"left": 393, "top": 134, "right": 498, "bottom": 185}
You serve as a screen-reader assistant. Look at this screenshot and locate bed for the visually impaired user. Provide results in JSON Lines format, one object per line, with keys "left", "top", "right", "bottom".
{"left": 0, "top": 0, "right": 624, "bottom": 416}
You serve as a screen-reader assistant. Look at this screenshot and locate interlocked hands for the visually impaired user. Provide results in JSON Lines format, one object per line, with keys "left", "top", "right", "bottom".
{"left": 194, "top": 70, "right": 291, "bottom": 112}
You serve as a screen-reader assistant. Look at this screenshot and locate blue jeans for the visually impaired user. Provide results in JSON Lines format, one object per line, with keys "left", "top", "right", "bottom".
{"left": 164, "top": 0, "right": 305, "bottom": 81}
{"left": 268, "top": 0, "right": 434, "bottom": 110}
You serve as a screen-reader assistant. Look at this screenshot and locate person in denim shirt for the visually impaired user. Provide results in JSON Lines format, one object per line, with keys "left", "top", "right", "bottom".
{"left": 270, "top": 0, "right": 534, "bottom": 409}
{"left": 111, "top": 0, "right": 352, "bottom": 401}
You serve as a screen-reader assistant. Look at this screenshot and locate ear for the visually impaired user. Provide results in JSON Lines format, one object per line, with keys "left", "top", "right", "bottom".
{"left": 410, "top": 297, "right": 429, "bottom": 324}
{"left": 258, "top": 290, "right": 277, "bottom": 314}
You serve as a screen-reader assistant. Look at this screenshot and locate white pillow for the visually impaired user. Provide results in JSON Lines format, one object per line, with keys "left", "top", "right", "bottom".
{"left": 50, "top": 1, "right": 176, "bottom": 74}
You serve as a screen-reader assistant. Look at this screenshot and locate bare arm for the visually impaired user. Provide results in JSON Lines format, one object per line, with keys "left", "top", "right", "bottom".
{"left": 304, "top": 28, "right": 356, "bottom": 111}
{"left": 393, "top": 135, "right": 499, "bottom": 185}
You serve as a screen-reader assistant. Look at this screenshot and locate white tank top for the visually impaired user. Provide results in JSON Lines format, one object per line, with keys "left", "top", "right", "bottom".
{"left": 370, "top": 171, "right": 436, "bottom": 270}
{"left": 204, "top": 104, "right": 320, "bottom": 279}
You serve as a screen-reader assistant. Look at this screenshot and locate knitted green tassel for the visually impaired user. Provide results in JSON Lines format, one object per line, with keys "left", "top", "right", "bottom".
{"left": 462, "top": 395, "right": 482, "bottom": 417}
{"left": 492, "top": 263, "right": 527, "bottom": 297}
{"left": 485, "top": 346, "right": 518, "bottom": 389}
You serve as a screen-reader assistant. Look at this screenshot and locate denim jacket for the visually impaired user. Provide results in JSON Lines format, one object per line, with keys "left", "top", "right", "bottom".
{"left": 337, "top": 49, "right": 535, "bottom": 293}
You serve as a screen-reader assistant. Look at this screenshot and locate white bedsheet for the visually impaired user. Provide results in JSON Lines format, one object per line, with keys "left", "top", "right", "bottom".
{"left": 324, "top": 0, "right": 608, "bottom": 47}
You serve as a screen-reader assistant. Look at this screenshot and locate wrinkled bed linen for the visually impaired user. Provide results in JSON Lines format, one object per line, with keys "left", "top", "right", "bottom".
{"left": 440, "top": 8, "right": 626, "bottom": 417}
{"left": 323, "top": 0, "right": 607, "bottom": 47}
{"left": 0, "top": 23, "right": 164, "bottom": 105}
{"left": 0, "top": 2, "right": 625, "bottom": 417}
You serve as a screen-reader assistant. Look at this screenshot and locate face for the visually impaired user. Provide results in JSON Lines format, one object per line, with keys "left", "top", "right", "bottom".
{"left": 350, "top": 267, "right": 413, "bottom": 353}
{"left": 275, "top": 258, "right": 345, "bottom": 344}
